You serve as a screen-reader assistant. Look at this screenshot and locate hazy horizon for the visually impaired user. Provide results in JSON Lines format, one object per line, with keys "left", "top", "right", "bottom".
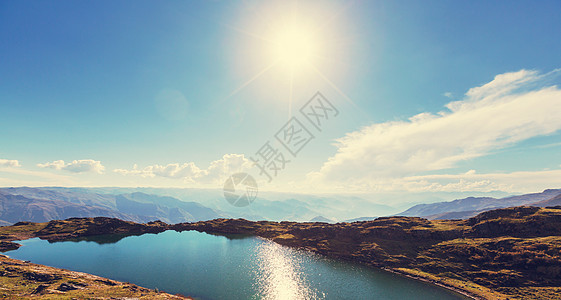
{"left": 2, "top": 0, "right": 561, "bottom": 205}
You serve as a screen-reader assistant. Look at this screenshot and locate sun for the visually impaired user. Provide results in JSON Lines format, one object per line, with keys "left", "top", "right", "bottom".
{"left": 270, "top": 23, "right": 318, "bottom": 72}
{"left": 224, "top": 1, "right": 356, "bottom": 108}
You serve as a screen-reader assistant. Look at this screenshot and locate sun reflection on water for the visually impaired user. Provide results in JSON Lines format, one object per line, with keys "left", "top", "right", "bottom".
{"left": 252, "top": 240, "right": 324, "bottom": 300}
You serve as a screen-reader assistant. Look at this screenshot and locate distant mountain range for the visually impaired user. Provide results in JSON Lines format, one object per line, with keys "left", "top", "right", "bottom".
{"left": 51, "top": 187, "right": 399, "bottom": 222}
{"left": 397, "top": 188, "right": 561, "bottom": 219}
{"left": 115, "top": 192, "right": 222, "bottom": 223}
{"left": 0, "top": 187, "right": 223, "bottom": 225}
{"left": 0, "top": 190, "right": 139, "bottom": 224}
{"left": 533, "top": 193, "right": 561, "bottom": 207}
{"left": 309, "top": 215, "right": 336, "bottom": 223}
{"left": 0, "top": 187, "right": 398, "bottom": 225}
{"left": 2, "top": 186, "right": 560, "bottom": 225}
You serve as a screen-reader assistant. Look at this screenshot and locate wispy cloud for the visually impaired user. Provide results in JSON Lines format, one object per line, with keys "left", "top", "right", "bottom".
{"left": 304, "top": 167, "right": 561, "bottom": 195}
{"left": 0, "top": 164, "right": 77, "bottom": 187}
{"left": 532, "top": 141, "right": 561, "bottom": 149}
{"left": 0, "top": 159, "right": 20, "bottom": 168}
{"left": 114, "top": 154, "right": 253, "bottom": 184}
{"left": 37, "top": 159, "right": 105, "bottom": 174}
{"left": 310, "top": 69, "right": 561, "bottom": 190}
{"left": 394, "top": 169, "right": 561, "bottom": 193}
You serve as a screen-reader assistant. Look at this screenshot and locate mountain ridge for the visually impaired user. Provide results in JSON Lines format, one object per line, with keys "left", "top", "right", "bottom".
{"left": 0, "top": 188, "right": 223, "bottom": 225}
{"left": 0, "top": 191, "right": 141, "bottom": 223}
{"left": 397, "top": 188, "right": 561, "bottom": 219}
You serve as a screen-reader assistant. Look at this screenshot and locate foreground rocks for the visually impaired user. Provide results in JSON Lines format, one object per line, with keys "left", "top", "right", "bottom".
{"left": 2, "top": 206, "right": 561, "bottom": 299}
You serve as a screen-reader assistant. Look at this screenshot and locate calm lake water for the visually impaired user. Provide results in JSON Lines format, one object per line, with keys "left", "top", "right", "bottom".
{"left": 8, "top": 230, "right": 468, "bottom": 300}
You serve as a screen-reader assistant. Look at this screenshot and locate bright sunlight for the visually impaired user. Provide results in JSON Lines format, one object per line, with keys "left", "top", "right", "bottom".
{"left": 224, "top": 1, "right": 354, "bottom": 109}
{"left": 270, "top": 22, "right": 319, "bottom": 72}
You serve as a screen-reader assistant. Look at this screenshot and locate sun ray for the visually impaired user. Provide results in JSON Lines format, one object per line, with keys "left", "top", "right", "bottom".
{"left": 224, "top": 0, "right": 356, "bottom": 117}
{"left": 217, "top": 60, "right": 279, "bottom": 106}
{"left": 309, "top": 63, "right": 357, "bottom": 108}
{"left": 242, "top": 0, "right": 276, "bottom": 34}
{"left": 311, "top": 0, "right": 356, "bottom": 38}
{"left": 222, "top": 23, "right": 275, "bottom": 45}
{"left": 288, "top": 68, "right": 294, "bottom": 119}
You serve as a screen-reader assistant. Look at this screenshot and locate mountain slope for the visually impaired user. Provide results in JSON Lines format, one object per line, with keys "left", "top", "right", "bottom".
{"left": 0, "top": 192, "right": 140, "bottom": 224}
{"left": 82, "top": 187, "right": 399, "bottom": 222}
{"left": 425, "top": 209, "right": 485, "bottom": 220}
{"left": 0, "top": 188, "right": 223, "bottom": 225}
{"left": 398, "top": 189, "right": 561, "bottom": 218}
{"left": 532, "top": 193, "right": 561, "bottom": 207}
{"left": 309, "top": 215, "right": 335, "bottom": 223}
{"left": 116, "top": 192, "right": 222, "bottom": 222}
{"left": 1, "top": 187, "right": 117, "bottom": 210}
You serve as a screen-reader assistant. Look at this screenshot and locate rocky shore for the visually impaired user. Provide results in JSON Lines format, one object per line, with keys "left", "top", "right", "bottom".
{"left": 2, "top": 206, "right": 561, "bottom": 299}
{"left": 0, "top": 254, "right": 191, "bottom": 299}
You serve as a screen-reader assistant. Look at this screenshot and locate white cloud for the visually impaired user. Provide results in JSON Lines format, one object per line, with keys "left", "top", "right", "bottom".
{"left": 114, "top": 154, "right": 254, "bottom": 184}
{"left": 0, "top": 159, "right": 20, "bottom": 168}
{"left": 312, "top": 69, "right": 561, "bottom": 187}
{"left": 393, "top": 168, "right": 561, "bottom": 194}
{"left": 304, "top": 168, "right": 561, "bottom": 194}
{"left": 37, "top": 159, "right": 105, "bottom": 174}
{"left": 114, "top": 162, "right": 204, "bottom": 179}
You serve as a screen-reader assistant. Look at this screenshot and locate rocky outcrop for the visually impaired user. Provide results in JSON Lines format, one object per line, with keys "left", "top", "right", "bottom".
{"left": 467, "top": 206, "right": 561, "bottom": 238}
{"left": 34, "top": 217, "right": 169, "bottom": 241}
{"left": 0, "top": 241, "right": 20, "bottom": 251}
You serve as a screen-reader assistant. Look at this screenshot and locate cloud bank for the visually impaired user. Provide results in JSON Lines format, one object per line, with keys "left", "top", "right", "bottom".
{"left": 310, "top": 69, "right": 561, "bottom": 191}
{"left": 114, "top": 154, "right": 253, "bottom": 184}
{"left": 37, "top": 159, "right": 105, "bottom": 174}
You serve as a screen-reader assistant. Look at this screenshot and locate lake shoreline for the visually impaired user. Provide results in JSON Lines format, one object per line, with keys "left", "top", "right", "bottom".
{"left": 383, "top": 268, "right": 479, "bottom": 300}
{"left": 0, "top": 253, "right": 192, "bottom": 299}
{"left": 2, "top": 230, "right": 476, "bottom": 300}
{"left": 2, "top": 207, "right": 561, "bottom": 299}
{"left": 4, "top": 230, "right": 474, "bottom": 300}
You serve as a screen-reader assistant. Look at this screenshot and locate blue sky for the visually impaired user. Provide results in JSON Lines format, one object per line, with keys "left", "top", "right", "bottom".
{"left": 1, "top": 0, "right": 561, "bottom": 198}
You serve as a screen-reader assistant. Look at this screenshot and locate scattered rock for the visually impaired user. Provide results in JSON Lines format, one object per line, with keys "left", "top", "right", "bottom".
{"left": 23, "top": 271, "right": 61, "bottom": 282}
{"left": 57, "top": 282, "right": 79, "bottom": 291}
{"left": 32, "top": 284, "right": 49, "bottom": 294}
{"left": 95, "top": 278, "right": 118, "bottom": 286}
